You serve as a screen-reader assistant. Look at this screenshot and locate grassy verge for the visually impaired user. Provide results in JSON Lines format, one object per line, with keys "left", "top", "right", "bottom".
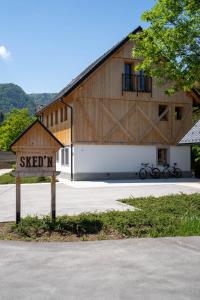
{"left": 0, "top": 172, "right": 51, "bottom": 184}
{"left": 0, "top": 193, "right": 200, "bottom": 241}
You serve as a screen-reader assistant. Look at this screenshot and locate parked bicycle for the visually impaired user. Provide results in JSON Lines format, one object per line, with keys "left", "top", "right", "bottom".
{"left": 162, "top": 163, "right": 182, "bottom": 178}
{"left": 139, "top": 163, "right": 161, "bottom": 179}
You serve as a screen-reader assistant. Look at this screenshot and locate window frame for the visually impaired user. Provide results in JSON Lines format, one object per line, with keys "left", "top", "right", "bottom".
{"left": 46, "top": 115, "right": 49, "bottom": 128}
{"left": 157, "top": 148, "right": 169, "bottom": 166}
{"left": 55, "top": 110, "right": 58, "bottom": 125}
{"left": 64, "top": 106, "right": 68, "bottom": 121}
{"left": 159, "top": 105, "right": 168, "bottom": 121}
{"left": 56, "top": 151, "right": 59, "bottom": 163}
{"left": 175, "top": 106, "right": 183, "bottom": 120}
{"left": 50, "top": 112, "right": 53, "bottom": 127}
{"left": 61, "top": 147, "right": 69, "bottom": 166}
{"left": 60, "top": 107, "right": 64, "bottom": 122}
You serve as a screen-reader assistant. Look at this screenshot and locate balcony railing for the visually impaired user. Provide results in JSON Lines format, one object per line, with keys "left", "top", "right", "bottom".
{"left": 122, "top": 74, "right": 152, "bottom": 96}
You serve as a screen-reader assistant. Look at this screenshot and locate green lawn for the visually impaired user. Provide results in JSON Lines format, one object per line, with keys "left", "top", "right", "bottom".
{"left": 1, "top": 193, "right": 200, "bottom": 241}
{"left": 0, "top": 172, "right": 51, "bottom": 184}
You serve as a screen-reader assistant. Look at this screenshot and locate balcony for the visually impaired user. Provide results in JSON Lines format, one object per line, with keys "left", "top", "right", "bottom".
{"left": 122, "top": 74, "right": 152, "bottom": 96}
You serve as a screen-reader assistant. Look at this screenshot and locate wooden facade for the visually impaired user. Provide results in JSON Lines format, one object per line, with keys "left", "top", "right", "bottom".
{"left": 38, "top": 39, "right": 192, "bottom": 147}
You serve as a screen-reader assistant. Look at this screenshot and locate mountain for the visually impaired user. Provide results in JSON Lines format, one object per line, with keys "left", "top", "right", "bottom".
{"left": 0, "top": 83, "right": 35, "bottom": 114}
{"left": 29, "top": 93, "right": 56, "bottom": 109}
{"left": 0, "top": 83, "right": 56, "bottom": 115}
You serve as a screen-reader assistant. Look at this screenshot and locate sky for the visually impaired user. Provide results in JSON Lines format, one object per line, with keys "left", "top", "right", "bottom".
{"left": 0, "top": 0, "right": 155, "bottom": 93}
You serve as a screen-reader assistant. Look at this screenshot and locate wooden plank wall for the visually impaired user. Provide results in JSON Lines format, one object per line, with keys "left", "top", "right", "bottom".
{"left": 40, "top": 40, "right": 192, "bottom": 146}
{"left": 41, "top": 102, "right": 71, "bottom": 146}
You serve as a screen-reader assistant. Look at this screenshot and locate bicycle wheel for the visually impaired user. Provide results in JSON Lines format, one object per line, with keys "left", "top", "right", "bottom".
{"left": 151, "top": 168, "right": 161, "bottom": 179}
{"left": 174, "top": 168, "right": 182, "bottom": 178}
{"left": 139, "top": 168, "right": 147, "bottom": 179}
{"left": 163, "top": 169, "right": 170, "bottom": 178}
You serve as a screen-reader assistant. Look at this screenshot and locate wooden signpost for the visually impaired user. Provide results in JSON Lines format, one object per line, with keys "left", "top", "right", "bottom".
{"left": 10, "top": 119, "right": 64, "bottom": 224}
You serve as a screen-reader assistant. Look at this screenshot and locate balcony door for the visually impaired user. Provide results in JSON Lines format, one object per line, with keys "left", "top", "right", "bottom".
{"left": 124, "top": 63, "right": 133, "bottom": 91}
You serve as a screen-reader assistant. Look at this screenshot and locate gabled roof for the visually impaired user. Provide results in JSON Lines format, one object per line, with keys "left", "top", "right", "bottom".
{"left": 10, "top": 119, "right": 64, "bottom": 150}
{"left": 179, "top": 120, "right": 200, "bottom": 145}
{"left": 37, "top": 26, "right": 142, "bottom": 114}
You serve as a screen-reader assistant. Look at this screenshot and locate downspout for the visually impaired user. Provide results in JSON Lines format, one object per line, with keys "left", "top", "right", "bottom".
{"left": 61, "top": 98, "right": 74, "bottom": 181}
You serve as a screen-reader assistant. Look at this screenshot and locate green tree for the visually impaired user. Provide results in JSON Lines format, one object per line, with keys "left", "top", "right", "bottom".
{"left": 0, "top": 109, "right": 35, "bottom": 151}
{"left": 131, "top": 0, "right": 200, "bottom": 94}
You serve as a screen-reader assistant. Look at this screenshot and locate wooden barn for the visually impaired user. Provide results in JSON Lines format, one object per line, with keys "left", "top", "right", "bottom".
{"left": 37, "top": 26, "right": 194, "bottom": 181}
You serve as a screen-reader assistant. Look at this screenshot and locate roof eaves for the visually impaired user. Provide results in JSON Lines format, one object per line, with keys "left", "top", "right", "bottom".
{"left": 10, "top": 119, "right": 64, "bottom": 151}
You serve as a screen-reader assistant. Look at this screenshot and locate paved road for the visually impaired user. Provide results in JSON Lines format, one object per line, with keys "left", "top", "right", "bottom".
{"left": 0, "top": 237, "right": 199, "bottom": 300}
{"left": 1, "top": 179, "right": 200, "bottom": 221}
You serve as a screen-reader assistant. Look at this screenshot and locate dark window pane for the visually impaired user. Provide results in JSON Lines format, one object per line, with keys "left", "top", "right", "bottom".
{"left": 56, "top": 151, "right": 59, "bottom": 162}
{"left": 159, "top": 105, "right": 168, "bottom": 121}
{"left": 125, "top": 63, "right": 132, "bottom": 75}
{"left": 157, "top": 148, "right": 168, "bottom": 165}
{"left": 175, "top": 107, "right": 183, "bottom": 120}
{"left": 60, "top": 108, "right": 64, "bottom": 122}
{"left": 61, "top": 148, "right": 65, "bottom": 165}
{"left": 64, "top": 106, "right": 68, "bottom": 121}
{"left": 50, "top": 113, "right": 53, "bottom": 126}
{"left": 55, "top": 110, "right": 58, "bottom": 125}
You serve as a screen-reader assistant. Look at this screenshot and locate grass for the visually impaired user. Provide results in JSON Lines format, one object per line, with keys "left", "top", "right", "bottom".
{"left": 0, "top": 193, "right": 200, "bottom": 241}
{"left": 0, "top": 172, "right": 51, "bottom": 184}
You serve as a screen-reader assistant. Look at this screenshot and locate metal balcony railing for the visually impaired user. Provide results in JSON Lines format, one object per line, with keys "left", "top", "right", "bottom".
{"left": 122, "top": 74, "right": 152, "bottom": 96}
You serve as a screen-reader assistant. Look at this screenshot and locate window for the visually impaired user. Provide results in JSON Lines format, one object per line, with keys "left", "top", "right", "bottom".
{"left": 124, "top": 63, "right": 133, "bottom": 91}
{"left": 64, "top": 106, "right": 68, "bottom": 121}
{"left": 46, "top": 115, "right": 49, "bottom": 128}
{"left": 55, "top": 110, "right": 58, "bottom": 125}
{"left": 56, "top": 151, "right": 59, "bottom": 162}
{"left": 175, "top": 106, "right": 183, "bottom": 120}
{"left": 60, "top": 107, "right": 64, "bottom": 122}
{"left": 61, "top": 148, "right": 69, "bottom": 165}
{"left": 65, "top": 148, "right": 69, "bottom": 165}
{"left": 50, "top": 113, "right": 53, "bottom": 127}
{"left": 39, "top": 115, "right": 43, "bottom": 123}
{"left": 137, "top": 70, "right": 145, "bottom": 91}
{"left": 125, "top": 63, "right": 133, "bottom": 75}
{"left": 159, "top": 105, "right": 168, "bottom": 121}
{"left": 157, "top": 148, "right": 168, "bottom": 165}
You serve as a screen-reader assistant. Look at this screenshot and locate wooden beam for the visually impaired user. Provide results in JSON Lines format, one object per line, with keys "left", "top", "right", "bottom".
{"left": 138, "top": 106, "right": 170, "bottom": 143}
{"left": 103, "top": 102, "right": 137, "bottom": 141}
{"left": 102, "top": 102, "right": 135, "bottom": 141}
{"left": 77, "top": 99, "right": 100, "bottom": 138}
{"left": 173, "top": 106, "right": 191, "bottom": 144}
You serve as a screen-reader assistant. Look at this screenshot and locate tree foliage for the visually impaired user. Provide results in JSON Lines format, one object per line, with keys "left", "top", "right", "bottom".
{"left": 0, "top": 109, "right": 35, "bottom": 151}
{"left": 131, "top": 0, "right": 200, "bottom": 94}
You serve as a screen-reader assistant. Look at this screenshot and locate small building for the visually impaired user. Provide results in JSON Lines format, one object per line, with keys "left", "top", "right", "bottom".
{"left": 179, "top": 120, "right": 200, "bottom": 145}
{"left": 37, "top": 26, "right": 195, "bottom": 180}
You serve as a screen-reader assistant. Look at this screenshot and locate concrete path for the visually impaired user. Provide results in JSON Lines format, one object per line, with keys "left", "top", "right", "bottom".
{"left": 0, "top": 237, "right": 199, "bottom": 300}
{"left": 1, "top": 179, "right": 200, "bottom": 222}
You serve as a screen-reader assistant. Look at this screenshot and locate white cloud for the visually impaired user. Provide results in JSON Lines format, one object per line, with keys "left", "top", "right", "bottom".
{"left": 0, "top": 46, "right": 11, "bottom": 60}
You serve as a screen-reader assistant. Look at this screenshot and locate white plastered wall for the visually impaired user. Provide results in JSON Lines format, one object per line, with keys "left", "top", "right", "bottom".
{"left": 72, "top": 144, "right": 191, "bottom": 174}
{"left": 74, "top": 145, "right": 156, "bottom": 173}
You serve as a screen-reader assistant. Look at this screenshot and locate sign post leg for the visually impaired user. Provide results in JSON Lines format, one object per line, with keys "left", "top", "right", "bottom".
{"left": 16, "top": 176, "right": 21, "bottom": 224}
{"left": 51, "top": 175, "right": 56, "bottom": 221}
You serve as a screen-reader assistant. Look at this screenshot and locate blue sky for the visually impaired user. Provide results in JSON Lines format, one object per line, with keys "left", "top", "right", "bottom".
{"left": 0, "top": 0, "right": 155, "bottom": 93}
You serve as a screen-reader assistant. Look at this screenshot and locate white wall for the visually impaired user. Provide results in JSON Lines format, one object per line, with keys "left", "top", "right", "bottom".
{"left": 73, "top": 144, "right": 191, "bottom": 174}
{"left": 74, "top": 145, "right": 156, "bottom": 173}
{"left": 170, "top": 146, "right": 191, "bottom": 171}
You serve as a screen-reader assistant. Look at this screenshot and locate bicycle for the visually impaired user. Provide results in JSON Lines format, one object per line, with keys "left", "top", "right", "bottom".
{"left": 162, "top": 163, "right": 182, "bottom": 178}
{"left": 139, "top": 163, "right": 161, "bottom": 179}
